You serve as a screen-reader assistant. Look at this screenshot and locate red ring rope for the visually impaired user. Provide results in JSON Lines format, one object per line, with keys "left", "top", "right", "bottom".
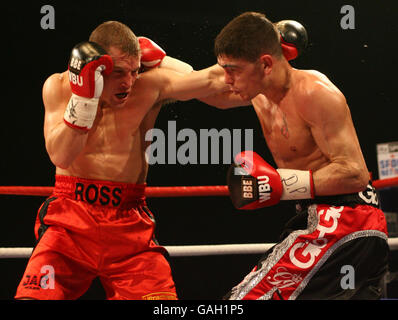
{"left": 0, "top": 177, "right": 397, "bottom": 197}
{"left": 372, "top": 176, "right": 398, "bottom": 189}
{"left": 0, "top": 185, "right": 229, "bottom": 197}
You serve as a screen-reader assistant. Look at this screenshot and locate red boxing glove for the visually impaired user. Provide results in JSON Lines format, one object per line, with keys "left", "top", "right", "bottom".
{"left": 68, "top": 42, "right": 113, "bottom": 98}
{"left": 228, "top": 151, "right": 283, "bottom": 209}
{"left": 275, "top": 20, "right": 308, "bottom": 61}
{"left": 227, "top": 151, "right": 314, "bottom": 210}
{"left": 138, "top": 36, "right": 166, "bottom": 68}
{"left": 64, "top": 42, "right": 113, "bottom": 131}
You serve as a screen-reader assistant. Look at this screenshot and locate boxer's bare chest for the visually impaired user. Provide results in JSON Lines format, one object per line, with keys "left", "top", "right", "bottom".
{"left": 252, "top": 95, "right": 322, "bottom": 169}
{"left": 60, "top": 98, "right": 161, "bottom": 183}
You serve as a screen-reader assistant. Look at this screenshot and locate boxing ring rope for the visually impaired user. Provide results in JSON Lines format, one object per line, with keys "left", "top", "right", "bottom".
{"left": 0, "top": 176, "right": 398, "bottom": 259}
{"left": 0, "top": 243, "right": 277, "bottom": 259}
{"left": 0, "top": 185, "right": 230, "bottom": 198}
{"left": 0, "top": 176, "right": 397, "bottom": 197}
{"left": 2, "top": 240, "right": 398, "bottom": 259}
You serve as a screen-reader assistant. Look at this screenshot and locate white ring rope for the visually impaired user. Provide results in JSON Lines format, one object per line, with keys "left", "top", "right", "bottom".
{"left": 1, "top": 238, "right": 397, "bottom": 259}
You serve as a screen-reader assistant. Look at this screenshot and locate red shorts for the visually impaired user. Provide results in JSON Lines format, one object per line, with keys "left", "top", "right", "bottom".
{"left": 15, "top": 175, "right": 177, "bottom": 300}
{"left": 228, "top": 202, "right": 389, "bottom": 300}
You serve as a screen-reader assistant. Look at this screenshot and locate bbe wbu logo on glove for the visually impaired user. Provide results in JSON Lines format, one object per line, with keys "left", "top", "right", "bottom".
{"left": 64, "top": 41, "right": 113, "bottom": 131}
{"left": 227, "top": 151, "right": 283, "bottom": 210}
{"left": 69, "top": 57, "right": 84, "bottom": 86}
{"left": 67, "top": 42, "right": 113, "bottom": 99}
{"left": 227, "top": 151, "right": 314, "bottom": 210}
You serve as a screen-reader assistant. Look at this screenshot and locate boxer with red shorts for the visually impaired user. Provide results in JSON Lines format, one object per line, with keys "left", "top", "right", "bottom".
{"left": 16, "top": 176, "right": 176, "bottom": 300}
{"left": 15, "top": 21, "right": 239, "bottom": 300}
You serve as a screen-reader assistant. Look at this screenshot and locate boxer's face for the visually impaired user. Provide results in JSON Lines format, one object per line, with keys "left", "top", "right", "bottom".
{"left": 101, "top": 46, "right": 141, "bottom": 108}
{"left": 217, "top": 55, "right": 265, "bottom": 100}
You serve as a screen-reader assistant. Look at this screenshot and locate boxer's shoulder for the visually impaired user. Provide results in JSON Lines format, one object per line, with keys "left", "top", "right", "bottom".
{"left": 118, "top": 69, "right": 165, "bottom": 115}
{"left": 132, "top": 68, "right": 166, "bottom": 94}
{"left": 294, "top": 69, "right": 343, "bottom": 98}
{"left": 137, "top": 66, "right": 176, "bottom": 86}
{"left": 44, "top": 71, "right": 69, "bottom": 88}
{"left": 43, "top": 71, "right": 71, "bottom": 93}
{"left": 291, "top": 69, "right": 347, "bottom": 117}
{"left": 42, "top": 71, "right": 71, "bottom": 109}
{"left": 130, "top": 67, "right": 180, "bottom": 104}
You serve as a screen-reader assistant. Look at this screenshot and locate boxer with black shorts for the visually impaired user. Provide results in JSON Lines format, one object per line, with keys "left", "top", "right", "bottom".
{"left": 202, "top": 12, "right": 389, "bottom": 299}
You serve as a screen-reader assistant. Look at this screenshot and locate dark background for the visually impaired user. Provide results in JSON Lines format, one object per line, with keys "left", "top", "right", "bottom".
{"left": 0, "top": 0, "right": 397, "bottom": 300}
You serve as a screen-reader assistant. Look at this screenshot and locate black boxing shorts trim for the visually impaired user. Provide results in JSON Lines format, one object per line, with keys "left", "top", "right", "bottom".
{"left": 227, "top": 202, "right": 388, "bottom": 300}
{"left": 296, "top": 182, "right": 380, "bottom": 209}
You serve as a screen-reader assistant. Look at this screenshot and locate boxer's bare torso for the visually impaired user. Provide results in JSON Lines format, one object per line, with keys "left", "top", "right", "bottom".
{"left": 252, "top": 70, "right": 339, "bottom": 169}
{"left": 251, "top": 68, "right": 369, "bottom": 195}
{"left": 43, "top": 46, "right": 226, "bottom": 184}
{"left": 44, "top": 70, "right": 162, "bottom": 184}
{"left": 215, "top": 54, "right": 369, "bottom": 196}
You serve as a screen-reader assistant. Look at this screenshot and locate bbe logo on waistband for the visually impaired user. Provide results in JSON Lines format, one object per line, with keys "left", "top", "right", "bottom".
{"left": 75, "top": 183, "right": 122, "bottom": 207}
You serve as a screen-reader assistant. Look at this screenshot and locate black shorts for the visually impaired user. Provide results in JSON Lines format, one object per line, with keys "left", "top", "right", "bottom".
{"left": 226, "top": 185, "right": 389, "bottom": 300}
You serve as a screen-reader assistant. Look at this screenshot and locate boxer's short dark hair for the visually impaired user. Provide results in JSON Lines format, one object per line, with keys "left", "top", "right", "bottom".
{"left": 89, "top": 21, "right": 140, "bottom": 57}
{"left": 214, "top": 12, "right": 282, "bottom": 62}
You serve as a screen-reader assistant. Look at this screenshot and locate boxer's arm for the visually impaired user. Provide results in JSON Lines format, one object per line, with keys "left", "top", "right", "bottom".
{"left": 198, "top": 89, "right": 252, "bottom": 109}
{"left": 44, "top": 42, "right": 112, "bottom": 169}
{"left": 139, "top": 36, "right": 193, "bottom": 74}
{"left": 156, "top": 64, "right": 250, "bottom": 107}
{"left": 43, "top": 73, "right": 89, "bottom": 169}
{"left": 299, "top": 82, "right": 369, "bottom": 195}
{"left": 159, "top": 56, "right": 194, "bottom": 74}
{"left": 195, "top": 64, "right": 251, "bottom": 108}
